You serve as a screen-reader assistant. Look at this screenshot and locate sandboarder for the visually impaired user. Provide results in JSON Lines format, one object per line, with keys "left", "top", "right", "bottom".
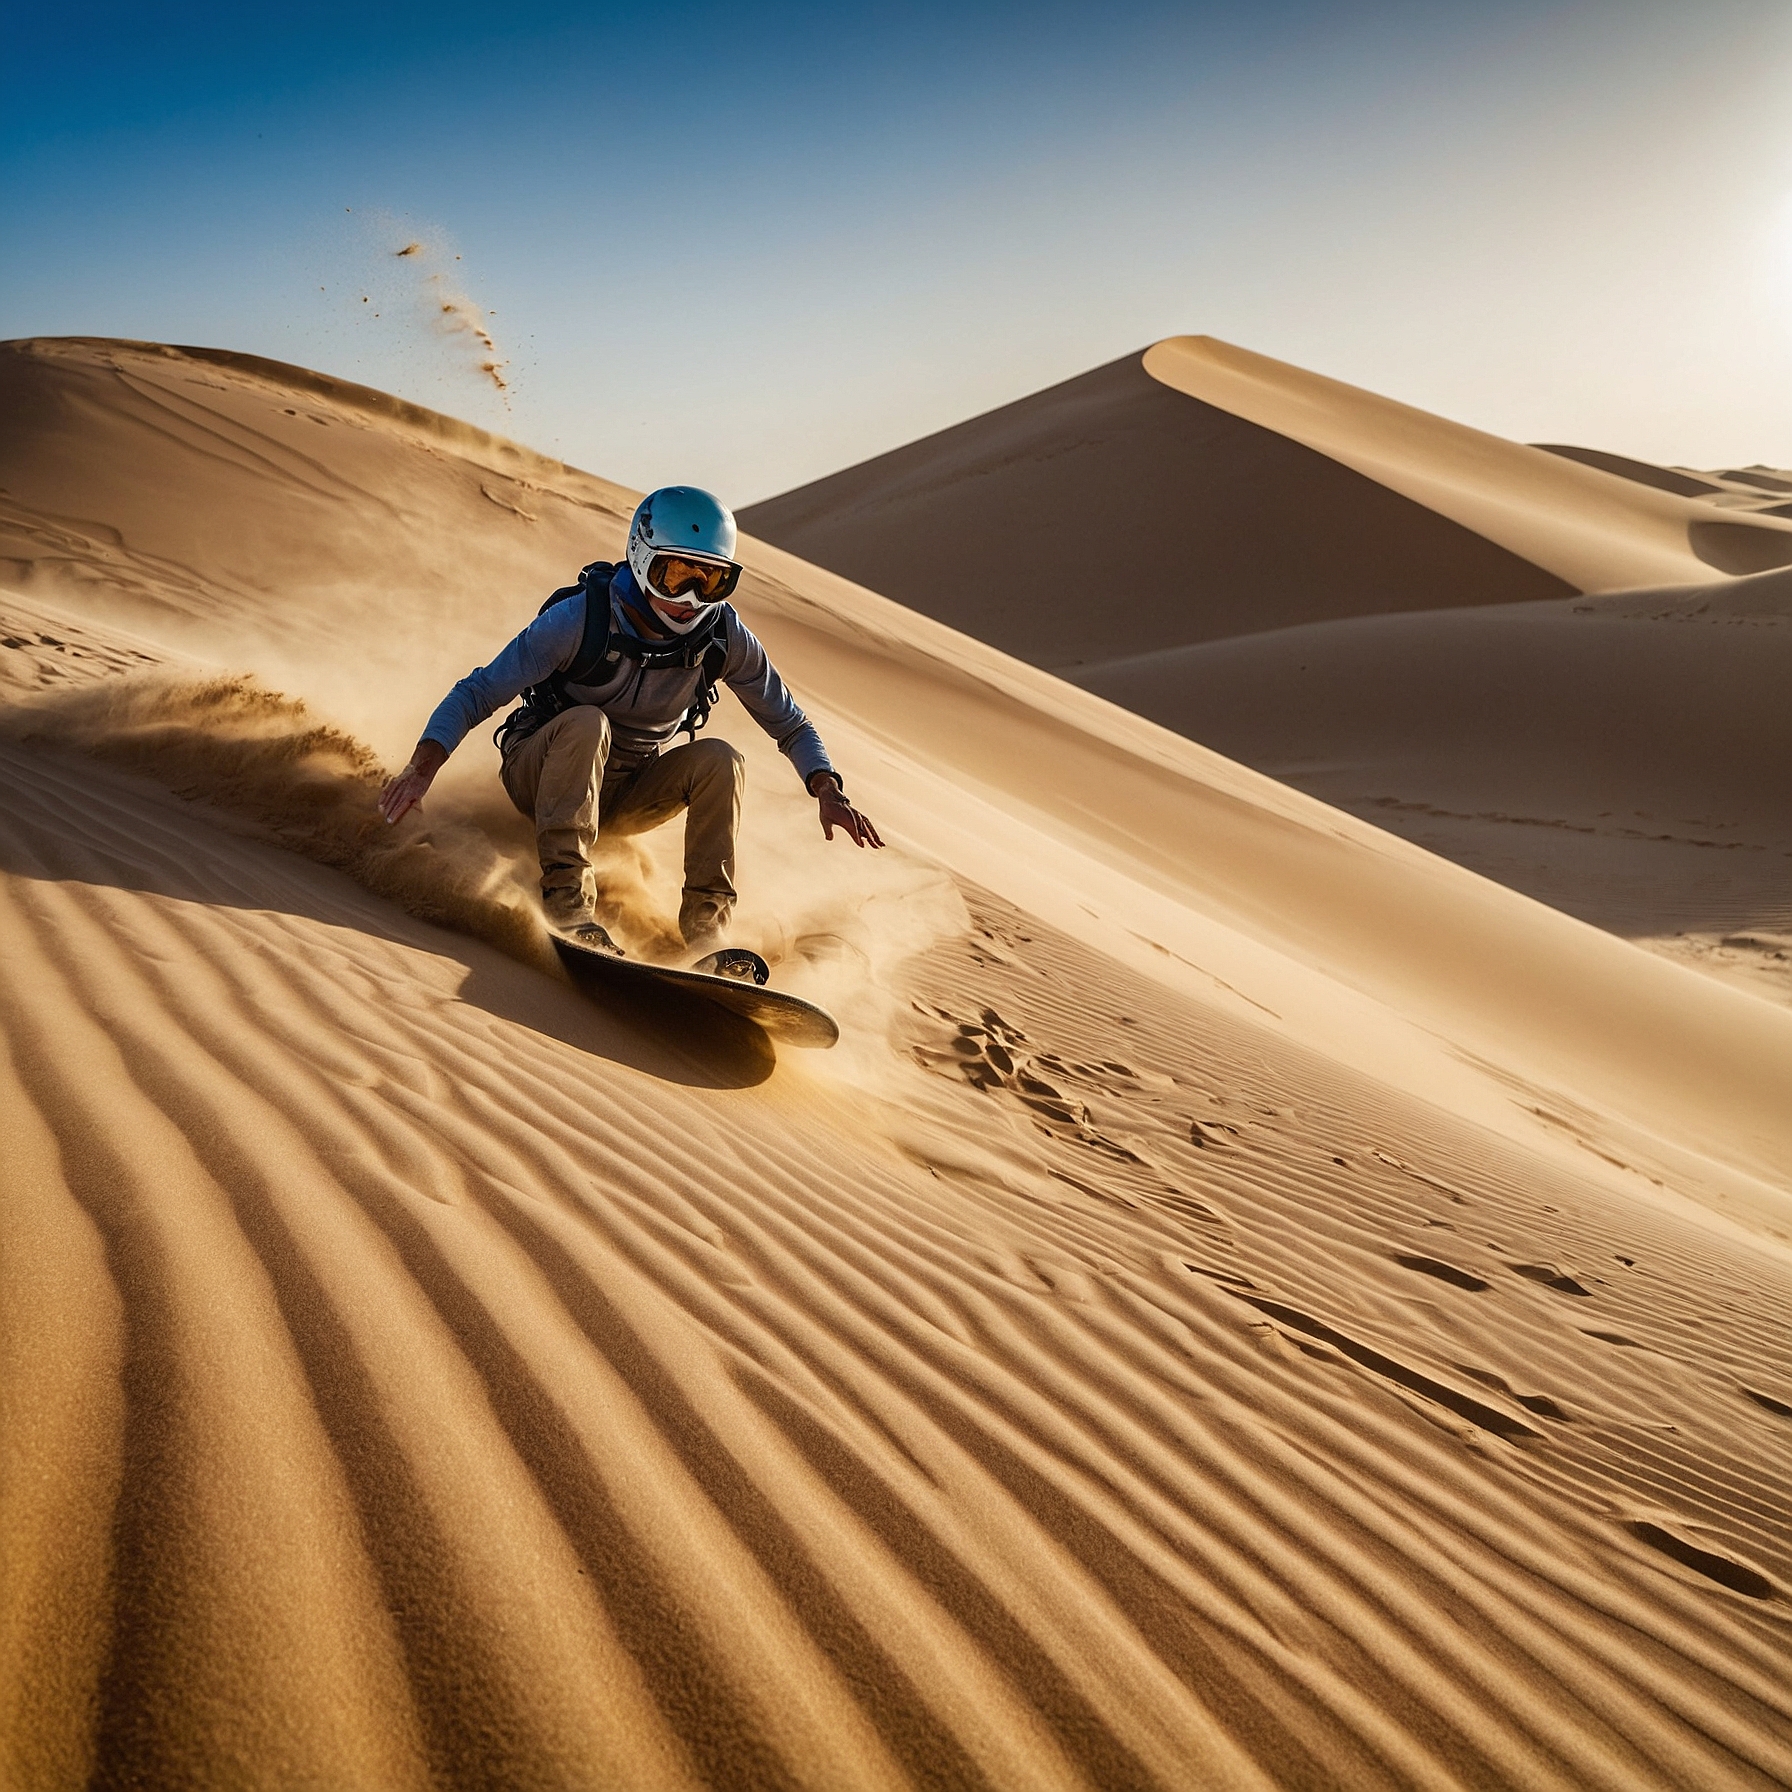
{"left": 377, "top": 486, "right": 882, "bottom": 957}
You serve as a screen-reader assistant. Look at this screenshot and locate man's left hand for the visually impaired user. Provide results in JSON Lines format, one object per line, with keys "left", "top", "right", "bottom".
{"left": 811, "top": 775, "right": 883, "bottom": 849}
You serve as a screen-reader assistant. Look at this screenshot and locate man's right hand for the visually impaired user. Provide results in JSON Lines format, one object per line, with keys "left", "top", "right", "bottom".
{"left": 378, "top": 739, "right": 448, "bottom": 825}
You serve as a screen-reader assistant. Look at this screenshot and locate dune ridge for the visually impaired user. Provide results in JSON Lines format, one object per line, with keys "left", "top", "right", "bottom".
{"left": 0, "top": 336, "right": 636, "bottom": 687}
{"left": 3, "top": 338, "right": 1790, "bottom": 1788}
{"left": 741, "top": 349, "right": 1571, "bottom": 669}
{"left": 1141, "top": 338, "right": 1792, "bottom": 588}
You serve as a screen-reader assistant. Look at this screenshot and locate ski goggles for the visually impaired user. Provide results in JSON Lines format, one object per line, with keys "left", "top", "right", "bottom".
{"left": 648, "top": 552, "right": 741, "bottom": 603}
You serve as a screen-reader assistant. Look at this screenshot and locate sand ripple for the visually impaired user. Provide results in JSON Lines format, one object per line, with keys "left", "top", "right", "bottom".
{"left": 4, "top": 744, "right": 1789, "bottom": 1789}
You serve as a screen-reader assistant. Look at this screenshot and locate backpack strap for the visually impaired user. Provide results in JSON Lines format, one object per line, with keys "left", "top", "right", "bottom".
{"left": 493, "top": 562, "right": 616, "bottom": 751}
{"left": 495, "top": 568, "right": 731, "bottom": 752}
{"left": 681, "top": 627, "right": 731, "bottom": 740}
{"left": 599, "top": 598, "right": 729, "bottom": 739}
{"left": 557, "top": 563, "right": 617, "bottom": 687}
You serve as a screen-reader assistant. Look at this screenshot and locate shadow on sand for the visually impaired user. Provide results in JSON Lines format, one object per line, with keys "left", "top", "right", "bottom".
{"left": 0, "top": 739, "right": 777, "bottom": 1090}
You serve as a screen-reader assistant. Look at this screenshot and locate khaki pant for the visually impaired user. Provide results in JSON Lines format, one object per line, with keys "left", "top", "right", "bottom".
{"left": 500, "top": 706, "right": 745, "bottom": 943}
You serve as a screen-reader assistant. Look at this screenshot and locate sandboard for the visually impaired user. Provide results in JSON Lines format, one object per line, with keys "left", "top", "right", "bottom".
{"left": 552, "top": 936, "right": 840, "bottom": 1049}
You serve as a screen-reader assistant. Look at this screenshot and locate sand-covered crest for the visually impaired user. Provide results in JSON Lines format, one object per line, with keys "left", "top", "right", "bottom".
{"left": 2, "top": 338, "right": 1790, "bottom": 1791}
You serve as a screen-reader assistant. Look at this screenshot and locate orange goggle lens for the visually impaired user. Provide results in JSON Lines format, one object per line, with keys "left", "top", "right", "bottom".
{"left": 648, "top": 552, "right": 740, "bottom": 602}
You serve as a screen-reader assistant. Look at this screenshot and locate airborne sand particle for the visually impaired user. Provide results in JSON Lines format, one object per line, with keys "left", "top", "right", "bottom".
{"left": 393, "top": 236, "right": 510, "bottom": 396}
{"left": 434, "top": 295, "right": 509, "bottom": 391}
{"left": 321, "top": 211, "right": 517, "bottom": 406}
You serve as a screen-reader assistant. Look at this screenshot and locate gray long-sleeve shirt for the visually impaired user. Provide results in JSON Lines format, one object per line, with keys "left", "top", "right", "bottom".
{"left": 421, "top": 578, "right": 835, "bottom": 786}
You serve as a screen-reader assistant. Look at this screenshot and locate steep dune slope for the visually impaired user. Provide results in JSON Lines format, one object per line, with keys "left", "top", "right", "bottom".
{"left": 740, "top": 350, "right": 1572, "bottom": 669}
{"left": 3, "top": 339, "right": 1790, "bottom": 1789}
{"left": 739, "top": 331, "right": 1792, "bottom": 1000}
{"left": 1141, "top": 338, "right": 1792, "bottom": 589}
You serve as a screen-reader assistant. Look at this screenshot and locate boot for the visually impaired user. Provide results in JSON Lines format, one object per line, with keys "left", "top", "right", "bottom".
{"left": 544, "top": 887, "right": 622, "bottom": 956}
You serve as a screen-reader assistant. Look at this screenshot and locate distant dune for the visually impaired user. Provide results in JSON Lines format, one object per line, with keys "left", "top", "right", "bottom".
{"left": 741, "top": 349, "right": 1574, "bottom": 669}
{"left": 748, "top": 335, "right": 1792, "bottom": 1007}
{"left": 4, "top": 336, "right": 1790, "bottom": 1790}
{"left": 743, "top": 338, "right": 1792, "bottom": 674}
{"left": 1532, "top": 444, "right": 1725, "bottom": 498}
{"left": 1076, "top": 574, "right": 1792, "bottom": 1006}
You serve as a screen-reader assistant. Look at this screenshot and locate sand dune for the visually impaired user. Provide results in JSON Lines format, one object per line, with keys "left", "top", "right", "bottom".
{"left": 742, "top": 340, "right": 1792, "bottom": 679}
{"left": 1075, "top": 569, "right": 1792, "bottom": 1007}
{"left": 740, "top": 350, "right": 1572, "bottom": 670}
{"left": 1535, "top": 447, "right": 1792, "bottom": 520}
{"left": 4, "top": 337, "right": 1791, "bottom": 1789}
{"left": 1140, "top": 338, "right": 1792, "bottom": 588}
{"left": 747, "top": 335, "right": 1792, "bottom": 1006}
{"left": 1533, "top": 445, "right": 1726, "bottom": 500}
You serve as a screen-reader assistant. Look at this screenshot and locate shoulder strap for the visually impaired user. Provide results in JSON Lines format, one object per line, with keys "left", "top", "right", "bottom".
{"left": 494, "top": 561, "right": 618, "bottom": 753}
{"left": 680, "top": 615, "right": 732, "bottom": 739}
{"left": 559, "top": 563, "right": 616, "bottom": 686}
{"left": 700, "top": 622, "right": 729, "bottom": 685}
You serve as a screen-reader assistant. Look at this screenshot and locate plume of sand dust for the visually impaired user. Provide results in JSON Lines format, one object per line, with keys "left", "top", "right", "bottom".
{"left": 4, "top": 672, "right": 556, "bottom": 975}
{"left": 391, "top": 238, "right": 510, "bottom": 395}
{"left": 4, "top": 662, "right": 972, "bottom": 1062}
{"left": 435, "top": 293, "right": 509, "bottom": 393}
{"left": 582, "top": 729, "right": 973, "bottom": 1078}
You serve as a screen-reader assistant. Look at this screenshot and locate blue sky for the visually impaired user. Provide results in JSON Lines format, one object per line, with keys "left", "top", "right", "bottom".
{"left": 6, "top": 1, "right": 1792, "bottom": 502}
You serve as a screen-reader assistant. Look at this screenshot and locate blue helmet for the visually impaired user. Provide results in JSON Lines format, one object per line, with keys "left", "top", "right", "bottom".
{"left": 627, "top": 487, "right": 739, "bottom": 622}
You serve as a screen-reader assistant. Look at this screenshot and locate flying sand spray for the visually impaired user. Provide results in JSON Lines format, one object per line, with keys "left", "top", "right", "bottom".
{"left": 327, "top": 211, "right": 513, "bottom": 407}
{"left": 393, "top": 238, "right": 510, "bottom": 396}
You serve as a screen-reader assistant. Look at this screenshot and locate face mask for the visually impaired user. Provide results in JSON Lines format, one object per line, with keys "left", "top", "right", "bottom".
{"left": 649, "top": 595, "right": 715, "bottom": 635}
